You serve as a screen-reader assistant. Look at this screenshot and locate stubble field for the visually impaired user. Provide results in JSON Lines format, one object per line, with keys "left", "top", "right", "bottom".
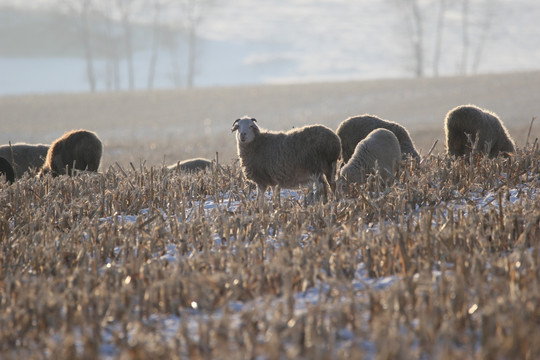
{"left": 0, "top": 71, "right": 539, "bottom": 359}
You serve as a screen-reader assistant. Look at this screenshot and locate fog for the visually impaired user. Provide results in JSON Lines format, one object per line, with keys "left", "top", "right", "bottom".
{"left": 1, "top": 0, "right": 540, "bottom": 95}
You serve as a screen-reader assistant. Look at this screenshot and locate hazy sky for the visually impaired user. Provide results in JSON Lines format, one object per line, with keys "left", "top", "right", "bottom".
{"left": 1, "top": 0, "right": 540, "bottom": 94}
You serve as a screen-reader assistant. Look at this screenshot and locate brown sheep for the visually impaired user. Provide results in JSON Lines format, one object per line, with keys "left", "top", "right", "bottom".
{"left": 336, "top": 115, "right": 420, "bottom": 163}
{"left": 339, "top": 128, "right": 401, "bottom": 184}
{"left": 0, "top": 157, "right": 15, "bottom": 184}
{"left": 39, "top": 129, "right": 103, "bottom": 177}
{"left": 167, "top": 158, "right": 212, "bottom": 172}
{"left": 0, "top": 143, "right": 49, "bottom": 178}
{"left": 445, "top": 104, "right": 516, "bottom": 157}
{"left": 232, "top": 116, "right": 341, "bottom": 201}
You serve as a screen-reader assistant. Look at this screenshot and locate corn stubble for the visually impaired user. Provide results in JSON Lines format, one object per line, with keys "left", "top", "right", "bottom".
{"left": 0, "top": 145, "right": 538, "bottom": 359}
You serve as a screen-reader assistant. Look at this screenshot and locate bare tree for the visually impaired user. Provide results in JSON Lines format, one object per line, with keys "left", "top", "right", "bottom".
{"left": 392, "top": 0, "right": 425, "bottom": 78}
{"left": 57, "top": 0, "right": 97, "bottom": 92}
{"left": 460, "top": 0, "right": 470, "bottom": 75}
{"left": 147, "top": 0, "right": 164, "bottom": 89}
{"left": 162, "top": 27, "right": 183, "bottom": 87}
{"left": 471, "top": 0, "right": 496, "bottom": 74}
{"left": 116, "top": 0, "right": 137, "bottom": 90}
{"left": 81, "top": 2, "right": 98, "bottom": 91}
{"left": 411, "top": 0, "right": 424, "bottom": 77}
{"left": 101, "top": 0, "right": 122, "bottom": 90}
{"left": 181, "top": 0, "right": 208, "bottom": 88}
{"left": 432, "top": 0, "right": 447, "bottom": 77}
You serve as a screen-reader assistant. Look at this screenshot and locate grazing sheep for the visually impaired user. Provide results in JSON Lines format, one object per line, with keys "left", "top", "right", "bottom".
{"left": 167, "top": 158, "right": 212, "bottom": 172}
{"left": 39, "top": 129, "right": 102, "bottom": 177}
{"left": 336, "top": 115, "right": 420, "bottom": 163}
{"left": 0, "top": 157, "right": 15, "bottom": 184}
{"left": 339, "top": 128, "right": 401, "bottom": 184}
{"left": 444, "top": 104, "right": 516, "bottom": 157}
{"left": 0, "top": 143, "right": 49, "bottom": 178}
{"left": 231, "top": 116, "right": 341, "bottom": 200}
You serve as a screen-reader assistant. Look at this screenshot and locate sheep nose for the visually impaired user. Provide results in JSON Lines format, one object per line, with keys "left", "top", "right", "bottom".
{"left": 240, "top": 133, "right": 246, "bottom": 141}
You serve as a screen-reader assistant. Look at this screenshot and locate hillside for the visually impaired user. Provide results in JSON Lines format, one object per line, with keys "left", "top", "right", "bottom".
{"left": 1, "top": 71, "right": 539, "bottom": 168}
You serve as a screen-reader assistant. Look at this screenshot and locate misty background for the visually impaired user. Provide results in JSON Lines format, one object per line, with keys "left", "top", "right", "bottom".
{"left": 1, "top": 0, "right": 540, "bottom": 95}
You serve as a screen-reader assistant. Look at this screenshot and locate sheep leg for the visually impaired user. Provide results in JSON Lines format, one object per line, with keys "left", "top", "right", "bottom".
{"left": 313, "top": 173, "right": 328, "bottom": 203}
{"left": 272, "top": 185, "right": 281, "bottom": 207}
{"left": 320, "top": 160, "right": 337, "bottom": 202}
{"left": 326, "top": 160, "right": 338, "bottom": 193}
{"left": 256, "top": 184, "right": 267, "bottom": 208}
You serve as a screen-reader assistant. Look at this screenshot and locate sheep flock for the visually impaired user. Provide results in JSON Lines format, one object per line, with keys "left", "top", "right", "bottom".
{"left": 0, "top": 103, "right": 523, "bottom": 204}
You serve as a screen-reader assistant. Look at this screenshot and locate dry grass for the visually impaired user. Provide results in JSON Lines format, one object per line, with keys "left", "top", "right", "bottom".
{"left": 1, "top": 72, "right": 539, "bottom": 358}
{"left": 0, "top": 140, "right": 538, "bottom": 359}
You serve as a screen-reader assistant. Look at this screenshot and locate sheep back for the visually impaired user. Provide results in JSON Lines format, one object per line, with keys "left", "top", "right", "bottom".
{"left": 0, "top": 157, "right": 15, "bottom": 184}
{"left": 340, "top": 128, "right": 401, "bottom": 183}
{"left": 41, "top": 129, "right": 102, "bottom": 176}
{"left": 444, "top": 105, "right": 516, "bottom": 157}
{"left": 337, "top": 115, "right": 419, "bottom": 162}
{"left": 0, "top": 143, "right": 49, "bottom": 178}
{"left": 238, "top": 124, "right": 341, "bottom": 190}
{"left": 168, "top": 158, "right": 212, "bottom": 172}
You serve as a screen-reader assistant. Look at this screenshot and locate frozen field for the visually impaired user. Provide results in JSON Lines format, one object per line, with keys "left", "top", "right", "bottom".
{"left": 0, "top": 69, "right": 539, "bottom": 358}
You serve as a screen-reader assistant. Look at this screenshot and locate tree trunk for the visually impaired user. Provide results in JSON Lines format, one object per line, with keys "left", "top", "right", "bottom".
{"left": 410, "top": 0, "right": 423, "bottom": 78}
{"left": 433, "top": 0, "right": 446, "bottom": 77}
{"left": 186, "top": 26, "right": 197, "bottom": 88}
{"left": 460, "top": 0, "right": 470, "bottom": 75}
{"left": 81, "top": 0, "right": 96, "bottom": 92}
{"left": 167, "top": 39, "right": 182, "bottom": 88}
{"left": 472, "top": 0, "right": 494, "bottom": 74}
{"left": 147, "top": 1, "right": 162, "bottom": 90}
{"left": 104, "top": 8, "right": 120, "bottom": 91}
{"left": 123, "top": 15, "right": 135, "bottom": 90}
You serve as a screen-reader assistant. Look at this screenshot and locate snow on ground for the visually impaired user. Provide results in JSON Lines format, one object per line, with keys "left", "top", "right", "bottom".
{"left": 93, "top": 182, "right": 537, "bottom": 358}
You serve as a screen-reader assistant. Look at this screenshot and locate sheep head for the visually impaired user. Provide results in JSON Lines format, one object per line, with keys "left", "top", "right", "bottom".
{"left": 232, "top": 117, "right": 259, "bottom": 144}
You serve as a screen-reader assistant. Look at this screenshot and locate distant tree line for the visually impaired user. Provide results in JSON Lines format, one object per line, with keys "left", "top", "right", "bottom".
{"left": 54, "top": 0, "right": 212, "bottom": 92}
{"left": 390, "top": 0, "right": 496, "bottom": 78}
{"left": 19, "top": 0, "right": 500, "bottom": 92}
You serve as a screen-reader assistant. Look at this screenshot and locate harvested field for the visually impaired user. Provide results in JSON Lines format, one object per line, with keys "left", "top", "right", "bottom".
{"left": 1, "top": 71, "right": 538, "bottom": 168}
{"left": 0, "top": 72, "right": 539, "bottom": 359}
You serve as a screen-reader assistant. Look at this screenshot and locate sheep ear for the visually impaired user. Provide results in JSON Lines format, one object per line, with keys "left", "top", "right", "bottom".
{"left": 251, "top": 118, "right": 257, "bottom": 123}
{"left": 231, "top": 119, "right": 240, "bottom": 132}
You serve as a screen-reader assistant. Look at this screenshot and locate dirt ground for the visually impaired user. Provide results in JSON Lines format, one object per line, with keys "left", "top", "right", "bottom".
{"left": 1, "top": 71, "right": 538, "bottom": 169}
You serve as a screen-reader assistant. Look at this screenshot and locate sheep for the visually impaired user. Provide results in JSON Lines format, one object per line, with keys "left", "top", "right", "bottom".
{"left": 167, "top": 158, "right": 213, "bottom": 172}
{"left": 336, "top": 115, "right": 420, "bottom": 163}
{"left": 39, "top": 129, "right": 103, "bottom": 177}
{"left": 444, "top": 104, "right": 516, "bottom": 157}
{"left": 339, "top": 128, "right": 401, "bottom": 185}
{"left": 0, "top": 157, "right": 15, "bottom": 184}
{"left": 231, "top": 116, "right": 341, "bottom": 201}
{"left": 0, "top": 143, "right": 49, "bottom": 178}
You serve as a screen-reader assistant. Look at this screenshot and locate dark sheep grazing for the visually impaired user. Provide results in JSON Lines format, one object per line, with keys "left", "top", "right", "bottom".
{"left": 0, "top": 143, "right": 49, "bottom": 178}
{"left": 444, "top": 104, "right": 516, "bottom": 157}
{"left": 232, "top": 116, "right": 341, "bottom": 201}
{"left": 167, "top": 158, "right": 212, "bottom": 172}
{"left": 39, "top": 129, "right": 103, "bottom": 177}
{"left": 0, "top": 157, "right": 15, "bottom": 184}
{"left": 336, "top": 114, "right": 420, "bottom": 163}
